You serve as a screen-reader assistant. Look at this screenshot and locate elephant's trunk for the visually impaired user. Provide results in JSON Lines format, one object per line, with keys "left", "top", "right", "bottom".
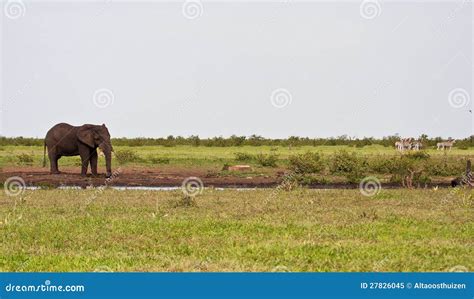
{"left": 100, "top": 142, "right": 112, "bottom": 178}
{"left": 105, "top": 150, "right": 112, "bottom": 178}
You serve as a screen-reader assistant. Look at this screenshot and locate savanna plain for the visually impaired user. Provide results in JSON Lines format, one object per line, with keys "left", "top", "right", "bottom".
{"left": 0, "top": 144, "right": 473, "bottom": 271}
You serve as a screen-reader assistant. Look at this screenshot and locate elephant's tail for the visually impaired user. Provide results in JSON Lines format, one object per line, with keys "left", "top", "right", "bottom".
{"left": 42, "top": 142, "right": 47, "bottom": 167}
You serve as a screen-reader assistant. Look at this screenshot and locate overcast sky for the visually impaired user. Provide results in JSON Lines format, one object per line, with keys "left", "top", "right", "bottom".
{"left": 1, "top": 0, "right": 472, "bottom": 138}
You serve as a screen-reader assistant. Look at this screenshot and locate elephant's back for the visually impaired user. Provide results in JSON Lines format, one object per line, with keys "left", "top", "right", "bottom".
{"left": 45, "top": 123, "right": 76, "bottom": 143}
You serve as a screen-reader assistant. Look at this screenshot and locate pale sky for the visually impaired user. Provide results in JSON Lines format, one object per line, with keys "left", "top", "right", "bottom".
{"left": 1, "top": 0, "right": 472, "bottom": 138}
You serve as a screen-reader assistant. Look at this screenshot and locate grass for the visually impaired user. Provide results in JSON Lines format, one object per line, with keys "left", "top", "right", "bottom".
{"left": 0, "top": 188, "right": 472, "bottom": 272}
{"left": 1, "top": 145, "right": 473, "bottom": 168}
{"left": 2, "top": 145, "right": 472, "bottom": 187}
{"left": 1, "top": 145, "right": 473, "bottom": 181}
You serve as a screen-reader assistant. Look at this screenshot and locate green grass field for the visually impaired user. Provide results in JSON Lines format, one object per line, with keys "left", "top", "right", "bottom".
{"left": 1, "top": 145, "right": 474, "bottom": 168}
{"left": 0, "top": 188, "right": 472, "bottom": 272}
{"left": 1, "top": 145, "right": 473, "bottom": 272}
{"left": 2, "top": 145, "right": 473, "bottom": 187}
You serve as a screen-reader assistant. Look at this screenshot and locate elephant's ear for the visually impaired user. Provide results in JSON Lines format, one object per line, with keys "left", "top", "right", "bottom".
{"left": 77, "top": 126, "right": 96, "bottom": 148}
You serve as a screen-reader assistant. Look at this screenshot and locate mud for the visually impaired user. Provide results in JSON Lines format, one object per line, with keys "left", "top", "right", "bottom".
{"left": 1, "top": 166, "right": 277, "bottom": 188}
{"left": 1, "top": 166, "right": 454, "bottom": 189}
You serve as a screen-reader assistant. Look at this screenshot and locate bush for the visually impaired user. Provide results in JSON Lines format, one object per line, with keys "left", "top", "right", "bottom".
{"left": 288, "top": 152, "right": 323, "bottom": 174}
{"left": 389, "top": 155, "right": 432, "bottom": 187}
{"left": 330, "top": 150, "right": 367, "bottom": 183}
{"left": 424, "top": 158, "right": 464, "bottom": 176}
{"left": 115, "top": 149, "right": 140, "bottom": 164}
{"left": 293, "top": 174, "right": 329, "bottom": 185}
{"left": 234, "top": 152, "right": 254, "bottom": 162}
{"left": 389, "top": 169, "right": 431, "bottom": 187}
{"left": 368, "top": 156, "right": 396, "bottom": 174}
{"left": 148, "top": 155, "right": 170, "bottom": 164}
{"left": 330, "top": 150, "right": 366, "bottom": 173}
{"left": 17, "top": 153, "right": 34, "bottom": 165}
{"left": 255, "top": 153, "right": 279, "bottom": 167}
{"left": 405, "top": 151, "right": 430, "bottom": 160}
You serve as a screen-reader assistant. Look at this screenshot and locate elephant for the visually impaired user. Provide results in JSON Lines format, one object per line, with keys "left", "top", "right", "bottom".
{"left": 43, "top": 123, "right": 113, "bottom": 177}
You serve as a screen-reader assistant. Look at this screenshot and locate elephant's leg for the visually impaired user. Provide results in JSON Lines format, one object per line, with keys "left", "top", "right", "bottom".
{"left": 81, "top": 159, "right": 89, "bottom": 176}
{"left": 55, "top": 156, "right": 62, "bottom": 173}
{"left": 90, "top": 150, "right": 98, "bottom": 176}
{"left": 79, "top": 152, "right": 90, "bottom": 177}
{"left": 48, "top": 150, "right": 60, "bottom": 174}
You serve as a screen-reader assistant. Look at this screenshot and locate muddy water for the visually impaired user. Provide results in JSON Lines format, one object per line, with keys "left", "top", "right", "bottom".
{"left": 24, "top": 186, "right": 263, "bottom": 191}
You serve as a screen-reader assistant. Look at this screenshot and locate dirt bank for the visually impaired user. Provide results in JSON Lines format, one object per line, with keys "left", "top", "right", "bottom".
{"left": 1, "top": 166, "right": 277, "bottom": 188}
{"left": 1, "top": 166, "right": 454, "bottom": 189}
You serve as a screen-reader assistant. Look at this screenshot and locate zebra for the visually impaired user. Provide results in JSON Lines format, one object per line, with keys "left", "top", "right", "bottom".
{"left": 412, "top": 141, "right": 422, "bottom": 151}
{"left": 395, "top": 138, "right": 414, "bottom": 152}
{"left": 395, "top": 141, "right": 404, "bottom": 151}
{"left": 403, "top": 138, "right": 413, "bottom": 150}
{"left": 437, "top": 140, "right": 455, "bottom": 150}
